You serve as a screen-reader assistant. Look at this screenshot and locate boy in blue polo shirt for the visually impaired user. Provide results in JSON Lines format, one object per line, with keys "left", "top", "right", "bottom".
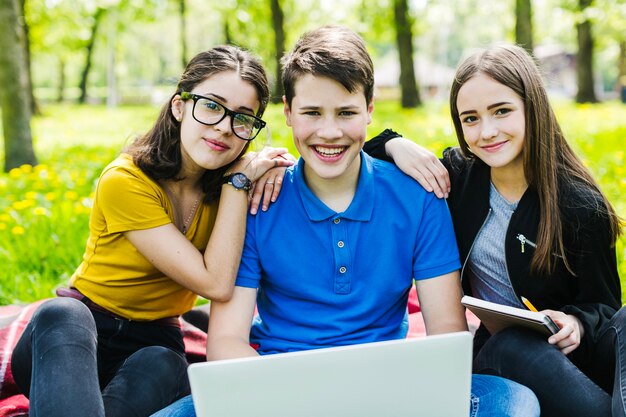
{"left": 151, "top": 25, "right": 539, "bottom": 417}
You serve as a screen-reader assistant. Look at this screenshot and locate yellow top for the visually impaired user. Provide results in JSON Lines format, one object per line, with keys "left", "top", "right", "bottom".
{"left": 70, "top": 154, "right": 218, "bottom": 320}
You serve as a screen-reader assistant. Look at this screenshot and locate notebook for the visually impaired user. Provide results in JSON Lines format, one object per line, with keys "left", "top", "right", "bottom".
{"left": 461, "top": 295, "right": 560, "bottom": 336}
{"left": 188, "top": 331, "right": 473, "bottom": 417}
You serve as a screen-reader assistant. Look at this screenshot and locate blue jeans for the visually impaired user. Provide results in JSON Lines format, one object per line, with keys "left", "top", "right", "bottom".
{"left": 474, "top": 307, "right": 626, "bottom": 417}
{"left": 150, "top": 374, "right": 539, "bottom": 417}
{"left": 11, "top": 297, "right": 190, "bottom": 417}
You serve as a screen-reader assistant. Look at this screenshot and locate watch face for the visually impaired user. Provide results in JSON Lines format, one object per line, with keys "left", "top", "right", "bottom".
{"left": 231, "top": 173, "right": 251, "bottom": 190}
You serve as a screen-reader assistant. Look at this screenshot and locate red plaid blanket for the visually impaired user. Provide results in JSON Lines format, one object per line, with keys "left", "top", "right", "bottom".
{"left": 0, "top": 300, "right": 208, "bottom": 417}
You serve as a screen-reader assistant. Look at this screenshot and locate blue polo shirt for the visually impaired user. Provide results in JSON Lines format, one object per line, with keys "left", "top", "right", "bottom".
{"left": 236, "top": 152, "right": 460, "bottom": 355}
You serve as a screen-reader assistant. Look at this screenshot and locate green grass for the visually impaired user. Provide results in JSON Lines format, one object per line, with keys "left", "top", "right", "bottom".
{"left": 1, "top": 100, "right": 625, "bottom": 304}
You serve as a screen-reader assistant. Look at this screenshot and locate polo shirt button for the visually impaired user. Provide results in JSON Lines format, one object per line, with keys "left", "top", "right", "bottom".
{"left": 333, "top": 218, "right": 341, "bottom": 224}
{"left": 337, "top": 241, "right": 344, "bottom": 248}
{"left": 339, "top": 266, "right": 347, "bottom": 273}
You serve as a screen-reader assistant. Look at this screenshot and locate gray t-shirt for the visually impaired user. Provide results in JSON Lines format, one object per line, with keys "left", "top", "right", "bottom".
{"left": 468, "top": 182, "right": 524, "bottom": 308}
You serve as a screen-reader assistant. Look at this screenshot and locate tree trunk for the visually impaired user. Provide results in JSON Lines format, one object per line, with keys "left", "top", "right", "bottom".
{"left": 576, "top": 0, "right": 597, "bottom": 103}
{"left": 618, "top": 40, "right": 626, "bottom": 81}
{"left": 19, "top": 0, "right": 39, "bottom": 115}
{"left": 57, "top": 57, "right": 65, "bottom": 103}
{"left": 78, "top": 7, "right": 105, "bottom": 104}
{"left": 106, "top": 10, "right": 117, "bottom": 108}
{"left": 515, "top": 0, "right": 533, "bottom": 54}
{"left": 270, "top": 0, "right": 285, "bottom": 103}
{"left": 180, "top": 0, "right": 187, "bottom": 68}
{"left": 617, "top": 40, "right": 626, "bottom": 103}
{"left": 223, "top": 19, "right": 232, "bottom": 44}
{"left": 394, "top": 0, "right": 421, "bottom": 108}
{"left": 0, "top": 0, "right": 38, "bottom": 171}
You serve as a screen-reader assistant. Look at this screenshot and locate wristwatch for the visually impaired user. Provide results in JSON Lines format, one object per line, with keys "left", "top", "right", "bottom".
{"left": 223, "top": 172, "right": 252, "bottom": 191}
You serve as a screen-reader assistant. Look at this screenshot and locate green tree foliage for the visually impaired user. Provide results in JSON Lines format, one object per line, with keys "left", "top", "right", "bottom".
{"left": 16, "top": 0, "right": 626, "bottom": 109}
{"left": 586, "top": 0, "right": 626, "bottom": 93}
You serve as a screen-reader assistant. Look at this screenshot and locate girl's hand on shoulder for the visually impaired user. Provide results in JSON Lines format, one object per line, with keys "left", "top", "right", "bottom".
{"left": 250, "top": 152, "right": 297, "bottom": 215}
{"left": 543, "top": 310, "right": 585, "bottom": 355}
{"left": 231, "top": 147, "right": 293, "bottom": 183}
{"left": 385, "top": 137, "right": 450, "bottom": 198}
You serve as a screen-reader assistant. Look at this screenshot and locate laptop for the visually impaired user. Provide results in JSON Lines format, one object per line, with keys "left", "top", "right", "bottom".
{"left": 188, "top": 331, "right": 473, "bottom": 417}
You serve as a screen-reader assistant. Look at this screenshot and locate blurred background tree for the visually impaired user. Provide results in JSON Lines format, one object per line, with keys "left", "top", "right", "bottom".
{"left": 515, "top": 0, "right": 533, "bottom": 53}
{"left": 2, "top": 0, "right": 626, "bottom": 170}
{"left": 0, "top": 0, "right": 37, "bottom": 171}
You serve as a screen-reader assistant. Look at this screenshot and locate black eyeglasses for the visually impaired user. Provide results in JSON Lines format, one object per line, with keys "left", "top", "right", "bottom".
{"left": 180, "top": 92, "right": 266, "bottom": 141}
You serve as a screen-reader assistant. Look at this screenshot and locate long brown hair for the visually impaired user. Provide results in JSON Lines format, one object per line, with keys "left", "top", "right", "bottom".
{"left": 449, "top": 44, "right": 622, "bottom": 275}
{"left": 126, "top": 45, "right": 269, "bottom": 203}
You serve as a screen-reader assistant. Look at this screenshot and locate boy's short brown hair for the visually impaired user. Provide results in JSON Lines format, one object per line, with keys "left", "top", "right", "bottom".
{"left": 281, "top": 25, "right": 374, "bottom": 106}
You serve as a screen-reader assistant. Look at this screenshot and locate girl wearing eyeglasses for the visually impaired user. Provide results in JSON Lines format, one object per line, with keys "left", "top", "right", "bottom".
{"left": 11, "top": 45, "right": 293, "bottom": 417}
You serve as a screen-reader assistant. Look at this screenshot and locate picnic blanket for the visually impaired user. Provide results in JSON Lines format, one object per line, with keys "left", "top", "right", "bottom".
{"left": 0, "top": 300, "right": 208, "bottom": 417}
{"left": 0, "top": 289, "right": 478, "bottom": 416}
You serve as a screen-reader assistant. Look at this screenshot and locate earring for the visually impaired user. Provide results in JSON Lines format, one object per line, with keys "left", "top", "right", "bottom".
{"left": 176, "top": 116, "right": 182, "bottom": 122}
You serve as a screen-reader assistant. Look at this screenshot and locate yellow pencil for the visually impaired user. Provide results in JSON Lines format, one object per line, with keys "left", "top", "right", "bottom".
{"left": 521, "top": 296, "right": 539, "bottom": 312}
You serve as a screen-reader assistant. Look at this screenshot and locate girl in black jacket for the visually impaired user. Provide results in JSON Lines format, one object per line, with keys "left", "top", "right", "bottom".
{"left": 365, "top": 44, "right": 624, "bottom": 417}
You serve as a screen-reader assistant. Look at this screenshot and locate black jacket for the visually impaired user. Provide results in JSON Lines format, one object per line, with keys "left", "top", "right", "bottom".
{"left": 365, "top": 130, "right": 621, "bottom": 359}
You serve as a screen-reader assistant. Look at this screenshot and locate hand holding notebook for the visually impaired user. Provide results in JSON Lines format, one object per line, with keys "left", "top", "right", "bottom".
{"left": 461, "top": 296, "right": 560, "bottom": 336}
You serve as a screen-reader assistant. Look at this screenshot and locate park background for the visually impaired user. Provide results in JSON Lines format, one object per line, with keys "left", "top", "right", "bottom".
{"left": 0, "top": 0, "right": 625, "bottom": 305}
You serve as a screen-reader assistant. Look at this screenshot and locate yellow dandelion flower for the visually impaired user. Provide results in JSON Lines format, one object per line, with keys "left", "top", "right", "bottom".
{"left": 64, "top": 191, "right": 79, "bottom": 200}
{"left": 45, "top": 192, "right": 57, "bottom": 201}
{"left": 33, "top": 207, "right": 49, "bottom": 216}
{"left": 12, "top": 226, "right": 25, "bottom": 235}
{"left": 20, "top": 164, "right": 33, "bottom": 174}
{"left": 12, "top": 200, "right": 34, "bottom": 210}
{"left": 0, "top": 223, "right": 6, "bottom": 230}
{"left": 9, "top": 168, "right": 22, "bottom": 178}
{"left": 34, "top": 164, "right": 49, "bottom": 173}
{"left": 0, "top": 214, "right": 10, "bottom": 222}
{"left": 25, "top": 191, "right": 38, "bottom": 200}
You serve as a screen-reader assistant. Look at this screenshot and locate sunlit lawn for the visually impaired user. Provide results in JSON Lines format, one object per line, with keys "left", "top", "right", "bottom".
{"left": 1, "top": 99, "right": 625, "bottom": 304}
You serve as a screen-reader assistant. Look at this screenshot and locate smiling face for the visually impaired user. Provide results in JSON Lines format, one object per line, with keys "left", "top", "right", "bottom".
{"left": 171, "top": 71, "right": 260, "bottom": 175}
{"left": 456, "top": 73, "right": 526, "bottom": 175}
{"left": 284, "top": 74, "right": 373, "bottom": 188}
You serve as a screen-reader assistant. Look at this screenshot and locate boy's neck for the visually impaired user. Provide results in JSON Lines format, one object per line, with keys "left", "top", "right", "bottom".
{"left": 303, "top": 154, "right": 362, "bottom": 213}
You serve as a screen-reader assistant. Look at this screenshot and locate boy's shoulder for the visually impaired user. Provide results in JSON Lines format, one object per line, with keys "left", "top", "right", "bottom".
{"left": 367, "top": 154, "right": 431, "bottom": 198}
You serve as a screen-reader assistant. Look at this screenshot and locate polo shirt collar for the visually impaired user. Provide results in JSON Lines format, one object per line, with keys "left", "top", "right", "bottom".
{"left": 294, "top": 150, "right": 374, "bottom": 222}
